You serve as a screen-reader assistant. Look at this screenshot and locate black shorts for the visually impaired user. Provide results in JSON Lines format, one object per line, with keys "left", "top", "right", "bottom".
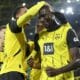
{"left": 0, "top": 71, "right": 24, "bottom": 80}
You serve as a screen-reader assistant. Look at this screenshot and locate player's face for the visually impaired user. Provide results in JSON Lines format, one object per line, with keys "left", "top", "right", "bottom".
{"left": 38, "top": 7, "right": 52, "bottom": 29}
{"left": 0, "top": 28, "right": 5, "bottom": 52}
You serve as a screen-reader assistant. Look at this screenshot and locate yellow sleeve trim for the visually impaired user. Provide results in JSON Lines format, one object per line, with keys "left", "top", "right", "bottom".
{"left": 27, "top": 50, "right": 37, "bottom": 60}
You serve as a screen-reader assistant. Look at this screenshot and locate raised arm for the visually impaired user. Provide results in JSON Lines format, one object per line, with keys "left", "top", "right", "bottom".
{"left": 17, "top": 1, "right": 46, "bottom": 27}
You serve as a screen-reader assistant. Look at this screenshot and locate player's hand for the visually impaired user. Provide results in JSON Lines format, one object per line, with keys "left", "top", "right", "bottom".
{"left": 27, "top": 57, "right": 34, "bottom": 67}
{"left": 46, "top": 67, "right": 59, "bottom": 77}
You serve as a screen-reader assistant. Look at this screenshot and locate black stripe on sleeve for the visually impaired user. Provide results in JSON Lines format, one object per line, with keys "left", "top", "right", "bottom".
{"left": 9, "top": 19, "right": 22, "bottom": 33}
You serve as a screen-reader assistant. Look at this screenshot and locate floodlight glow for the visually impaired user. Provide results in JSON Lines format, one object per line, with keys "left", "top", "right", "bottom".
{"left": 67, "top": 0, "right": 71, "bottom": 3}
{"left": 76, "top": 0, "right": 79, "bottom": 2}
{"left": 29, "top": 32, "right": 33, "bottom": 35}
{"left": 66, "top": 7, "right": 74, "bottom": 15}
{"left": 60, "top": 9, "right": 65, "bottom": 13}
{"left": 22, "top": 3, "right": 26, "bottom": 6}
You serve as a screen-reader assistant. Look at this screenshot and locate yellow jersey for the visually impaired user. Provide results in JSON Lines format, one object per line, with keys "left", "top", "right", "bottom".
{"left": 0, "top": 1, "right": 46, "bottom": 77}
{"left": 38, "top": 23, "right": 74, "bottom": 80}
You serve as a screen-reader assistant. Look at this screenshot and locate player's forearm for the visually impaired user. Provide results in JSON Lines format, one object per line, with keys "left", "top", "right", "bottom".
{"left": 17, "top": 1, "right": 46, "bottom": 27}
{"left": 55, "top": 60, "right": 78, "bottom": 75}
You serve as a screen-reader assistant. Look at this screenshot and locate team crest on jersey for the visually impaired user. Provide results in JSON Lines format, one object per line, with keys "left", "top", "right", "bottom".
{"left": 55, "top": 34, "right": 62, "bottom": 40}
{"left": 44, "top": 43, "right": 54, "bottom": 55}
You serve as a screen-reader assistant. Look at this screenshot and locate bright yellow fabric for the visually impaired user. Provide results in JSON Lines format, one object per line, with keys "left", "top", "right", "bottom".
{"left": 28, "top": 50, "right": 41, "bottom": 80}
{"left": 0, "top": 1, "right": 46, "bottom": 77}
{"left": 0, "top": 52, "right": 5, "bottom": 70}
{"left": 0, "top": 25, "right": 27, "bottom": 76}
{"left": 17, "top": 1, "right": 46, "bottom": 27}
{"left": 30, "top": 69, "right": 41, "bottom": 80}
{"left": 28, "top": 41, "right": 34, "bottom": 52}
{"left": 23, "top": 41, "right": 34, "bottom": 71}
{"left": 0, "top": 52, "right": 4, "bottom": 63}
{"left": 38, "top": 23, "right": 74, "bottom": 80}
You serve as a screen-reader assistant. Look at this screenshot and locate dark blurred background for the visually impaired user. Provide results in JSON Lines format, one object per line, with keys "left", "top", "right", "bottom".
{"left": 0, "top": 0, "right": 80, "bottom": 40}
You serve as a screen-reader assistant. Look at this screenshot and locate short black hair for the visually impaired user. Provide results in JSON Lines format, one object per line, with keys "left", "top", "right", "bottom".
{"left": 39, "top": 5, "right": 50, "bottom": 16}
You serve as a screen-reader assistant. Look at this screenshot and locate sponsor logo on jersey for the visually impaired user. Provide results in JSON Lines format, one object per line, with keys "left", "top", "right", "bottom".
{"left": 44, "top": 43, "right": 54, "bottom": 54}
{"left": 55, "top": 34, "right": 62, "bottom": 40}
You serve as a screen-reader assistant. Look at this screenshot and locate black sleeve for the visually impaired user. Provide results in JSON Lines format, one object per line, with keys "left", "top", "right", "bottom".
{"left": 54, "top": 12, "right": 67, "bottom": 24}
{"left": 26, "top": 44, "right": 31, "bottom": 57}
{"left": 34, "top": 33, "right": 40, "bottom": 52}
{"left": 67, "top": 29, "right": 80, "bottom": 48}
{"left": 9, "top": 19, "right": 22, "bottom": 33}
